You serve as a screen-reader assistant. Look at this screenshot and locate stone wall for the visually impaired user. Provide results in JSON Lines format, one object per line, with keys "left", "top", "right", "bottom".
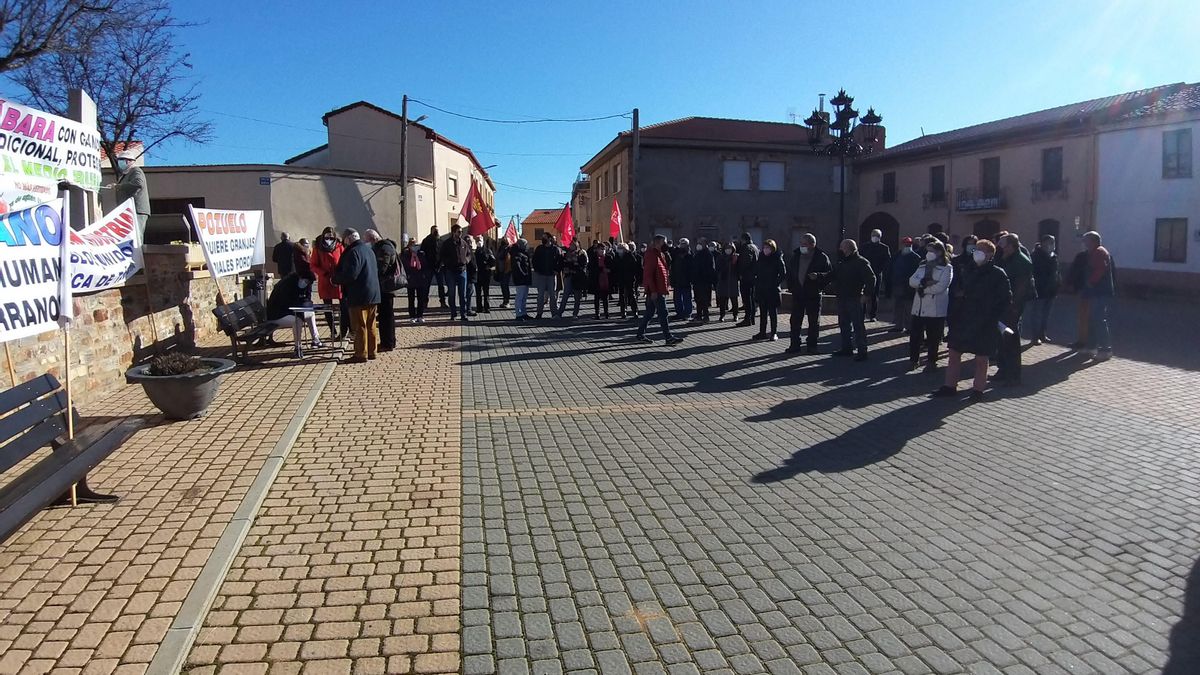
{"left": 5, "top": 245, "right": 237, "bottom": 406}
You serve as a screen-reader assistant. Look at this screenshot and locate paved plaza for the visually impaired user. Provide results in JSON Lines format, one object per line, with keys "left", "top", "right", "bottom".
{"left": 1, "top": 297, "right": 1199, "bottom": 674}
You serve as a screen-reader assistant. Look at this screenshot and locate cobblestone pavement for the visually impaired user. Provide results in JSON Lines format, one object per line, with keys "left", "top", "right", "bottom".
{"left": 0, "top": 342, "right": 329, "bottom": 674}
{"left": 184, "top": 324, "right": 462, "bottom": 675}
{"left": 459, "top": 309, "right": 1200, "bottom": 675}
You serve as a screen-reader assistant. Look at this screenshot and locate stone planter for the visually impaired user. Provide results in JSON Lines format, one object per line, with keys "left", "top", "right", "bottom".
{"left": 125, "top": 358, "right": 236, "bottom": 420}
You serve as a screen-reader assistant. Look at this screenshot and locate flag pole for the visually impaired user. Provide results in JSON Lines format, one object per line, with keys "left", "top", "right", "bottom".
{"left": 59, "top": 188, "right": 77, "bottom": 506}
{"left": 4, "top": 343, "right": 16, "bottom": 388}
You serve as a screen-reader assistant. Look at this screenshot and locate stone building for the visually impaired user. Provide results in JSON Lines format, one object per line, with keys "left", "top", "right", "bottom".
{"left": 520, "top": 208, "right": 564, "bottom": 243}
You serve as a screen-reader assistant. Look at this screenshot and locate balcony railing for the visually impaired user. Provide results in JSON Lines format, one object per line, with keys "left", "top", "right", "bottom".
{"left": 875, "top": 188, "right": 898, "bottom": 205}
{"left": 1031, "top": 178, "right": 1069, "bottom": 202}
{"left": 922, "top": 191, "right": 947, "bottom": 209}
{"left": 956, "top": 186, "right": 1007, "bottom": 211}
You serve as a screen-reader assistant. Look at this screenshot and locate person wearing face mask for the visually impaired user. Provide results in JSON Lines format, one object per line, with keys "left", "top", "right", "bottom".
{"left": 438, "top": 224, "right": 473, "bottom": 322}
{"left": 556, "top": 239, "right": 588, "bottom": 319}
{"left": 785, "top": 233, "right": 831, "bottom": 354}
{"left": 887, "top": 237, "right": 922, "bottom": 334}
{"left": 907, "top": 240, "right": 953, "bottom": 372}
{"left": 934, "top": 239, "right": 1011, "bottom": 401}
{"left": 588, "top": 242, "right": 613, "bottom": 319}
{"left": 531, "top": 234, "right": 563, "bottom": 319}
{"left": 715, "top": 241, "right": 740, "bottom": 322}
{"left": 1029, "top": 234, "right": 1060, "bottom": 345}
{"left": 612, "top": 243, "right": 638, "bottom": 319}
{"left": 1078, "top": 230, "right": 1114, "bottom": 361}
{"left": 510, "top": 239, "right": 533, "bottom": 320}
{"left": 751, "top": 239, "right": 787, "bottom": 340}
{"left": 311, "top": 226, "right": 348, "bottom": 341}
{"left": 332, "top": 228, "right": 381, "bottom": 363}
{"left": 861, "top": 228, "right": 891, "bottom": 322}
{"left": 690, "top": 238, "right": 717, "bottom": 322}
{"left": 994, "top": 233, "right": 1034, "bottom": 386}
{"left": 636, "top": 235, "right": 683, "bottom": 345}
{"left": 831, "top": 239, "right": 875, "bottom": 360}
{"left": 113, "top": 151, "right": 151, "bottom": 237}
{"left": 735, "top": 232, "right": 760, "bottom": 326}
{"left": 668, "top": 238, "right": 692, "bottom": 320}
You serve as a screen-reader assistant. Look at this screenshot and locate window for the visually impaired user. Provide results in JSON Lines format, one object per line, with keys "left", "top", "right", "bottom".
{"left": 981, "top": 157, "right": 1001, "bottom": 198}
{"left": 1041, "top": 147, "right": 1063, "bottom": 191}
{"left": 723, "top": 160, "right": 750, "bottom": 190}
{"left": 929, "top": 165, "right": 945, "bottom": 200}
{"left": 534, "top": 228, "right": 545, "bottom": 241}
{"left": 1163, "top": 129, "right": 1192, "bottom": 179}
{"left": 1155, "top": 218, "right": 1188, "bottom": 262}
{"left": 759, "top": 162, "right": 785, "bottom": 191}
{"left": 447, "top": 171, "right": 459, "bottom": 199}
{"left": 881, "top": 172, "right": 897, "bottom": 203}
{"left": 614, "top": 163, "right": 621, "bottom": 193}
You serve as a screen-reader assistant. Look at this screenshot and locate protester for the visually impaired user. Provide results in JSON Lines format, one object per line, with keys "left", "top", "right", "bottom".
{"left": 752, "top": 239, "right": 787, "bottom": 341}
{"left": 735, "top": 233, "right": 760, "bottom": 326}
{"left": 1065, "top": 243, "right": 1092, "bottom": 349}
{"left": 1029, "top": 234, "right": 1059, "bottom": 344}
{"left": 907, "top": 239, "right": 953, "bottom": 372}
{"left": 510, "top": 239, "right": 533, "bottom": 321}
{"left": 311, "top": 226, "right": 348, "bottom": 341}
{"left": 420, "top": 226, "right": 444, "bottom": 308}
{"left": 716, "top": 240, "right": 740, "bottom": 323}
{"left": 786, "top": 233, "right": 831, "bottom": 354}
{"left": 532, "top": 233, "right": 562, "bottom": 319}
{"left": 691, "top": 238, "right": 717, "bottom": 322}
{"left": 888, "top": 237, "right": 921, "bottom": 333}
{"left": 272, "top": 232, "right": 295, "bottom": 277}
{"left": 495, "top": 239, "right": 512, "bottom": 309}
{"left": 994, "top": 233, "right": 1034, "bottom": 385}
{"left": 670, "top": 238, "right": 694, "bottom": 320}
{"left": 1079, "top": 231, "right": 1114, "bottom": 360}
{"left": 464, "top": 235, "right": 479, "bottom": 316}
{"left": 438, "top": 224, "right": 472, "bottom": 322}
{"left": 364, "top": 230, "right": 399, "bottom": 352}
{"left": 402, "top": 237, "right": 430, "bottom": 323}
{"left": 636, "top": 235, "right": 683, "bottom": 345}
{"left": 832, "top": 239, "right": 875, "bottom": 361}
{"left": 264, "top": 271, "right": 320, "bottom": 358}
{"left": 613, "top": 243, "right": 639, "bottom": 319}
{"left": 557, "top": 239, "right": 588, "bottom": 318}
{"left": 934, "top": 239, "right": 1010, "bottom": 400}
{"left": 474, "top": 236, "right": 496, "bottom": 314}
{"left": 333, "top": 228, "right": 381, "bottom": 363}
{"left": 589, "top": 242, "right": 613, "bottom": 319}
{"left": 861, "top": 228, "right": 891, "bottom": 322}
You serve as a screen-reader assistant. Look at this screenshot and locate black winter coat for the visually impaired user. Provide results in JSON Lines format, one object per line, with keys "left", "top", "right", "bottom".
{"left": 947, "top": 262, "right": 1011, "bottom": 356}
{"left": 787, "top": 247, "right": 832, "bottom": 299}
{"left": 832, "top": 252, "right": 875, "bottom": 300}
{"left": 373, "top": 239, "right": 400, "bottom": 295}
{"left": 716, "top": 251, "right": 738, "bottom": 298}
{"left": 861, "top": 240, "right": 891, "bottom": 277}
{"left": 510, "top": 249, "right": 533, "bottom": 285}
{"left": 670, "top": 249, "right": 692, "bottom": 287}
{"left": 735, "top": 242, "right": 759, "bottom": 283}
{"left": 888, "top": 249, "right": 922, "bottom": 298}
{"left": 753, "top": 251, "right": 787, "bottom": 309}
{"left": 612, "top": 251, "right": 638, "bottom": 286}
{"left": 334, "top": 240, "right": 381, "bottom": 306}
{"left": 691, "top": 248, "right": 717, "bottom": 287}
{"left": 1032, "top": 246, "right": 1059, "bottom": 299}
{"left": 532, "top": 244, "right": 562, "bottom": 275}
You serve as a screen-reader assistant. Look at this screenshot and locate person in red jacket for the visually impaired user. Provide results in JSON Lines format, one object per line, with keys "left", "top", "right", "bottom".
{"left": 310, "top": 226, "right": 348, "bottom": 340}
{"left": 635, "top": 235, "right": 683, "bottom": 345}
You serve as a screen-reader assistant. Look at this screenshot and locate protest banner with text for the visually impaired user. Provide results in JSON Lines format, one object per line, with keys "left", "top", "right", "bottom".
{"left": 0, "top": 198, "right": 71, "bottom": 343}
{"left": 188, "top": 206, "right": 264, "bottom": 278}
{"left": 0, "top": 99, "right": 103, "bottom": 192}
{"left": 69, "top": 198, "right": 142, "bottom": 293}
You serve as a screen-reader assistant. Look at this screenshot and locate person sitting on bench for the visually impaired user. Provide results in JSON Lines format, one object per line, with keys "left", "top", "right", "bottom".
{"left": 265, "top": 269, "right": 321, "bottom": 356}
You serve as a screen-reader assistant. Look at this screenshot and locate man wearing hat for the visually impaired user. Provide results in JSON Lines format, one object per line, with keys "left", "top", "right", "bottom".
{"left": 887, "top": 236, "right": 922, "bottom": 333}
{"left": 114, "top": 150, "right": 151, "bottom": 236}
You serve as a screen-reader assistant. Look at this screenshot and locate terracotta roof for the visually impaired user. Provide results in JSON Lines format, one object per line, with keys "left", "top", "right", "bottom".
{"left": 1124, "top": 83, "right": 1200, "bottom": 118}
{"left": 583, "top": 116, "right": 812, "bottom": 172}
{"left": 521, "top": 208, "right": 563, "bottom": 227}
{"left": 284, "top": 143, "right": 328, "bottom": 165}
{"left": 870, "top": 83, "right": 1185, "bottom": 160}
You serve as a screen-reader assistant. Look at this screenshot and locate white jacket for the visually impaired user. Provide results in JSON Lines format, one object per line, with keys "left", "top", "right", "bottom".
{"left": 908, "top": 262, "right": 953, "bottom": 317}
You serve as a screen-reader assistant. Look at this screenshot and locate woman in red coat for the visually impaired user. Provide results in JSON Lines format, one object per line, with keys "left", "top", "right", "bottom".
{"left": 310, "top": 227, "right": 348, "bottom": 340}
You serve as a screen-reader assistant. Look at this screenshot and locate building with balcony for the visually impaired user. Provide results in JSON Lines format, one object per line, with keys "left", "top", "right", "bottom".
{"left": 580, "top": 117, "right": 854, "bottom": 250}
{"left": 853, "top": 84, "right": 1186, "bottom": 253}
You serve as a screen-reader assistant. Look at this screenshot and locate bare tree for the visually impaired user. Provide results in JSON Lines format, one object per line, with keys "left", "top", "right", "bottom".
{"left": 9, "top": 0, "right": 212, "bottom": 171}
{"left": 0, "top": 0, "right": 119, "bottom": 73}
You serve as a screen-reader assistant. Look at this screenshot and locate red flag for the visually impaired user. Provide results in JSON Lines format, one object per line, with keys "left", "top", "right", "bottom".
{"left": 610, "top": 199, "right": 622, "bottom": 240}
{"left": 553, "top": 206, "right": 575, "bottom": 247}
{"left": 503, "top": 217, "right": 518, "bottom": 245}
{"left": 461, "top": 180, "right": 493, "bottom": 236}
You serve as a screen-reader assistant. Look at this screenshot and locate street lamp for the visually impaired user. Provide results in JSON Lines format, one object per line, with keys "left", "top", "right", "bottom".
{"left": 804, "top": 88, "right": 883, "bottom": 242}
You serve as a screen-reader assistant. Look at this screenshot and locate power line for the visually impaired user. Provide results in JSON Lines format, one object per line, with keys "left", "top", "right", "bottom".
{"left": 409, "top": 98, "right": 630, "bottom": 124}
{"left": 493, "top": 181, "right": 572, "bottom": 194}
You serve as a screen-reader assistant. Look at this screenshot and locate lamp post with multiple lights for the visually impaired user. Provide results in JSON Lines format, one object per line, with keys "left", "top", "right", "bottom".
{"left": 804, "top": 89, "right": 883, "bottom": 242}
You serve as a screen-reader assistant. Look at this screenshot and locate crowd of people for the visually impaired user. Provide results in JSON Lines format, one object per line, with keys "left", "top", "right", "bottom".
{"left": 266, "top": 223, "right": 1117, "bottom": 398}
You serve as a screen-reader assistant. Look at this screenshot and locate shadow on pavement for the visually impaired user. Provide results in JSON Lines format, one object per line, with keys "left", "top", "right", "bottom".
{"left": 1163, "top": 555, "right": 1200, "bottom": 674}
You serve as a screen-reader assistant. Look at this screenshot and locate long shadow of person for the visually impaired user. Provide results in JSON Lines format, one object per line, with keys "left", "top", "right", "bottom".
{"left": 1162, "top": 555, "right": 1200, "bottom": 674}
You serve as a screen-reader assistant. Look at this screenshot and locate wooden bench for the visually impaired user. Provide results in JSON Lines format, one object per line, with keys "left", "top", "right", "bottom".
{"left": 211, "top": 296, "right": 280, "bottom": 361}
{"left": 0, "top": 374, "right": 144, "bottom": 544}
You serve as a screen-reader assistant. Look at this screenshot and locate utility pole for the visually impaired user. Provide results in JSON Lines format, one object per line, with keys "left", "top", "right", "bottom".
{"left": 630, "top": 108, "right": 639, "bottom": 243}
{"left": 400, "top": 94, "right": 409, "bottom": 244}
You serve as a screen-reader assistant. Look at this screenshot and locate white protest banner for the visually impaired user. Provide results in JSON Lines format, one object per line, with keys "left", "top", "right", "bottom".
{"left": 69, "top": 198, "right": 142, "bottom": 293}
{"left": 0, "top": 198, "right": 71, "bottom": 343}
{"left": 0, "top": 174, "right": 58, "bottom": 214}
{"left": 188, "top": 206, "right": 264, "bottom": 278}
{"left": 0, "top": 99, "right": 102, "bottom": 192}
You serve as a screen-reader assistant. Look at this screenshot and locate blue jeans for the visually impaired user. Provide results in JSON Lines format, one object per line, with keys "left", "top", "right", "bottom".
{"left": 837, "top": 298, "right": 867, "bottom": 354}
{"left": 638, "top": 294, "right": 674, "bottom": 340}
{"left": 515, "top": 285, "right": 530, "bottom": 317}
{"left": 1086, "top": 294, "right": 1112, "bottom": 350}
{"left": 557, "top": 277, "right": 583, "bottom": 316}
{"left": 533, "top": 272, "right": 558, "bottom": 317}
{"left": 1028, "top": 296, "right": 1054, "bottom": 339}
{"left": 674, "top": 287, "right": 693, "bottom": 317}
{"left": 443, "top": 269, "right": 469, "bottom": 320}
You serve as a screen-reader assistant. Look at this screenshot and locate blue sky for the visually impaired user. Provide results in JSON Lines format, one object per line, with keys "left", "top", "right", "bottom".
{"left": 157, "top": 0, "right": 1199, "bottom": 222}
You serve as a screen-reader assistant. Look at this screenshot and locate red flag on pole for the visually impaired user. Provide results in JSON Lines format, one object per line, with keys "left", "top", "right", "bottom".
{"left": 553, "top": 205, "right": 575, "bottom": 247}
{"left": 460, "top": 180, "right": 493, "bottom": 236}
{"left": 610, "top": 199, "right": 622, "bottom": 240}
{"left": 503, "top": 217, "right": 518, "bottom": 245}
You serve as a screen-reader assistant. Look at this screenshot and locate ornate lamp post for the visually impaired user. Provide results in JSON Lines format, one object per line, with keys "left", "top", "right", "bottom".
{"left": 805, "top": 89, "right": 883, "bottom": 242}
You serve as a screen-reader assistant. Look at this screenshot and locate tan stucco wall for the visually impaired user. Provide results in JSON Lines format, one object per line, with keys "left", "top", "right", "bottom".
{"left": 326, "top": 106, "right": 434, "bottom": 181}
{"left": 585, "top": 150, "right": 631, "bottom": 242}
{"left": 268, "top": 172, "right": 401, "bottom": 244}
{"left": 432, "top": 141, "right": 495, "bottom": 238}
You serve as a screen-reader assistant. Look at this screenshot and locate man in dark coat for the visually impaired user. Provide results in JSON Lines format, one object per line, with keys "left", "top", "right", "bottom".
{"left": 272, "top": 232, "right": 295, "bottom": 277}
{"left": 334, "top": 228, "right": 381, "bottom": 363}
{"left": 888, "top": 237, "right": 922, "bottom": 333}
{"left": 365, "top": 229, "right": 399, "bottom": 352}
{"left": 438, "top": 224, "right": 472, "bottom": 322}
{"left": 861, "top": 228, "right": 891, "bottom": 321}
{"left": 786, "top": 233, "right": 832, "bottom": 354}
{"left": 735, "top": 233, "right": 760, "bottom": 326}
{"left": 1029, "top": 234, "right": 1059, "bottom": 345}
{"left": 934, "top": 239, "right": 1011, "bottom": 401}
{"left": 690, "top": 239, "right": 717, "bottom": 322}
{"left": 531, "top": 234, "right": 563, "bottom": 319}
{"left": 831, "top": 239, "right": 875, "bottom": 361}
{"left": 670, "top": 239, "right": 694, "bottom": 320}
{"left": 420, "top": 226, "right": 444, "bottom": 307}
{"left": 994, "top": 233, "right": 1035, "bottom": 385}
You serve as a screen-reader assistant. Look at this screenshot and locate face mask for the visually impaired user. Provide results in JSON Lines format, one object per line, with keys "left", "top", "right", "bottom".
{"left": 926, "top": 252, "right": 938, "bottom": 262}
{"left": 763, "top": 247, "right": 774, "bottom": 255}
{"left": 1045, "top": 245, "right": 1055, "bottom": 253}
{"left": 965, "top": 244, "right": 977, "bottom": 254}
{"left": 117, "top": 160, "right": 130, "bottom": 172}
{"left": 724, "top": 248, "right": 733, "bottom": 254}
{"left": 871, "top": 236, "right": 880, "bottom": 243}
{"left": 799, "top": 246, "right": 810, "bottom": 255}
{"left": 972, "top": 250, "right": 987, "bottom": 265}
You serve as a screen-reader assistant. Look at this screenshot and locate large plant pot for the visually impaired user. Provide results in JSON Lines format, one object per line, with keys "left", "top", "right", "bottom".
{"left": 125, "top": 358, "right": 237, "bottom": 420}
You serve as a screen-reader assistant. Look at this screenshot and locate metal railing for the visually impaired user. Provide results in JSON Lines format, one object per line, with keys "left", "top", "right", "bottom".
{"left": 1031, "top": 178, "right": 1069, "bottom": 202}
{"left": 956, "top": 186, "right": 1007, "bottom": 211}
